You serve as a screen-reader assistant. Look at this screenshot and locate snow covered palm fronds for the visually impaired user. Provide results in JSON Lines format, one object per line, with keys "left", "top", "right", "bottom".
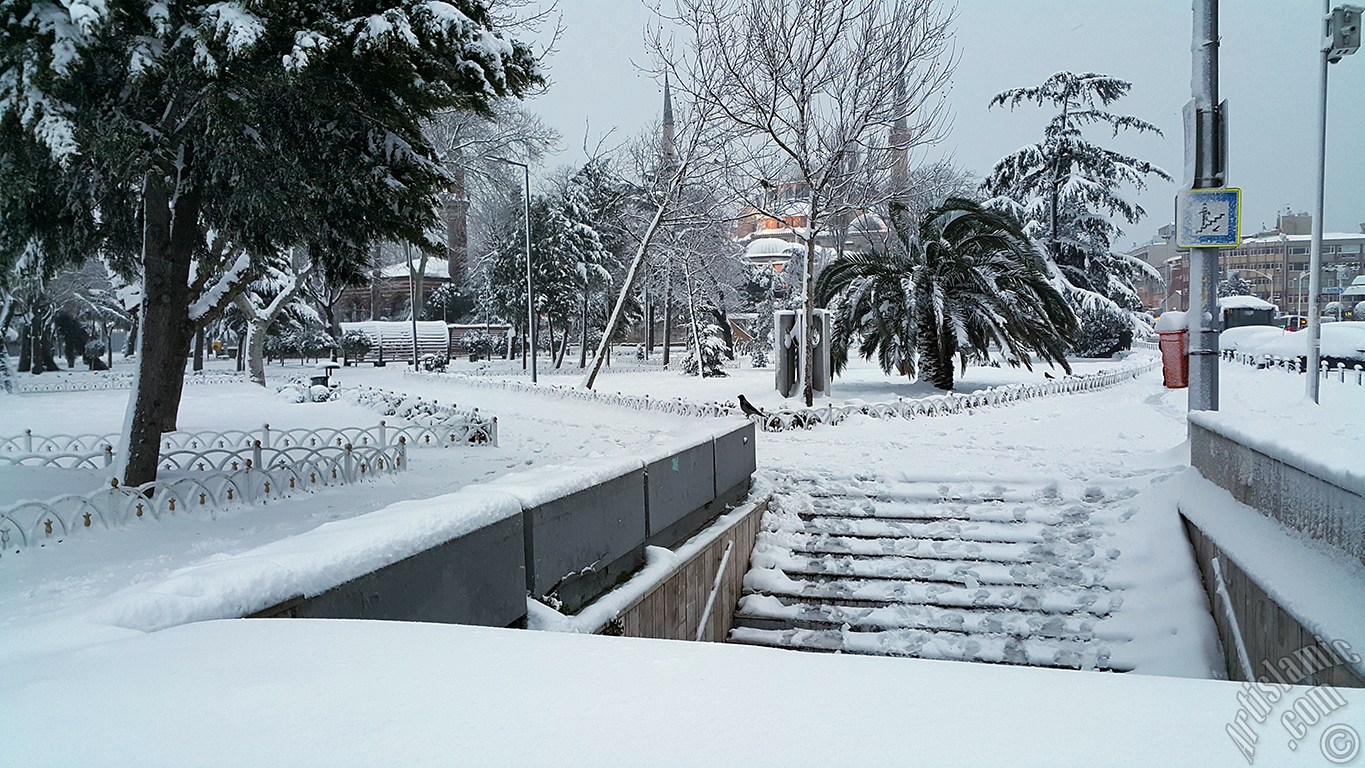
{"left": 817, "top": 198, "right": 1076, "bottom": 391}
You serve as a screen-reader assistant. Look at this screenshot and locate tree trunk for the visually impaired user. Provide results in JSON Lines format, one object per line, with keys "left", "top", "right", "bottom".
{"left": 123, "top": 168, "right": 201, "bottom": 489}
{"left": 581, "top": 202, "right": 669, "bottom": 390}
{"left": 556, "top": 321, "right": 570, "bottom": 368}
{"left": 915, "top": 288, "right": 954, "bottom": 390}
{"left": 578, "top": 287, "right": 589, "bottom": 368}
{"left": 683, "top": 262, "right": 704, "bottom": 377}
{"left": 802, "top": 226, "right": 817, "bottom": 406}
{"left": 242, "top": 318, "right": 268, "bottom": 386}
{"left": 124, "top": 308, "right": 139, "bottom": 357}
{"left": 18, "top": 322, "right": 31, "bottom": 372}
{"left": 662, "top": 270, "right": 673, "bottom": 367}
{"left": 193, "top": 327, "right": 205, "bottom": 372}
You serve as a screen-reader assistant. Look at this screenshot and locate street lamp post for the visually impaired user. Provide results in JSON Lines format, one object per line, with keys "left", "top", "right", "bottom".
{"left": 405, "top": 242, "right": 419, "bottom": 367}
{"left": 1292, "top": 271, "right": 1311, "bottom": 317}
{"left": 489, "top": 156, "right": 536, "bottom": 383}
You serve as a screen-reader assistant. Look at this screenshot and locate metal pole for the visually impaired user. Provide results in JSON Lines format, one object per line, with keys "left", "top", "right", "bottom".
{"left": 1188, "top": 0, "right": 1222, "bottom": 411}
{"left": 405, "top": 242, "right": 419, "bottom": 367}
{"left": 1307, "top": 0, "right": 1331, "bottom": 403}
{"left": 522, "top": 162, "right": 536, "bottom": 384}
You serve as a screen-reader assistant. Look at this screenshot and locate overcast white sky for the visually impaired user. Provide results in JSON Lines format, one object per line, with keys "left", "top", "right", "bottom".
{"left": 523, "top": 1, "right": 1365, "bottom": 245}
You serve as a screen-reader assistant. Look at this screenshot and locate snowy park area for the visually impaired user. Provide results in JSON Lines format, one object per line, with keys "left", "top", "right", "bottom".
{"left": 3, "top": 353, "right": 1363, "bottom": 766}
{"left": 5, "top": 0, "right": 1365, "bottom": 765}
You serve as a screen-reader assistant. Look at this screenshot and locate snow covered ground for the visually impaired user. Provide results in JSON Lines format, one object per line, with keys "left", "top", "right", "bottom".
{"left": 5, "top": 617, "right": 1362, "bottom": 768}
{"left": 2, "top": 352, "right": 1362, "bottom": 766}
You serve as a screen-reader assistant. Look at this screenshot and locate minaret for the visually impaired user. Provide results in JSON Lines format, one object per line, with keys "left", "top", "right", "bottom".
{"left": 662, "top": 74, "right": 676, "bottom": 167}
{"left": 888, "top": 62, "right": 910, "bottom": 246}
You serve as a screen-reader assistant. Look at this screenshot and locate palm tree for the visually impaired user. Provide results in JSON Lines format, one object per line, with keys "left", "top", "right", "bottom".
{"left": 816, "top": 197, "right": 1077, "bottom": 390}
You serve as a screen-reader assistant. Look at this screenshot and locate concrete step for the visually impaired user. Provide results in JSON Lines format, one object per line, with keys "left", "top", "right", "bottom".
{"left": 733, "top": 594, "right": 1108, "bottom": 640}
{"left": 743, "top": 568, "right": 1120, "bottom": 615}
{"left": 728, "top": 625, "right": 1116, "bottom": 671}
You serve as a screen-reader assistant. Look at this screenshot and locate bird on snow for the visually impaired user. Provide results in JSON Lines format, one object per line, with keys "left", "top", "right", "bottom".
{"left": 737, "top": 394, "right": 766, "bottom": 420}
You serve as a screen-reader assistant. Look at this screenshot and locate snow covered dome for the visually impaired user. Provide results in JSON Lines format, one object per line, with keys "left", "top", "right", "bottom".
{"left": 745, "top": 238, "right": 800, "bottom": 259}
{"left": 847, "top": 211, "right": 887, "bottom": 234}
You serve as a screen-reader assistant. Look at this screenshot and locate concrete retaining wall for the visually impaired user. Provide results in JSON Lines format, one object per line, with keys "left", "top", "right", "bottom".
{"left": 1183, "top": 420, "right": 1364, "bottom": 689}
{"left": 608, "top": 498, "right": 769, "bottom": 643}
{"left": 1184, "top": 521, "right": 1364, "bottom": 688}
{"left": 251, "top": 419, "right": 758, "bottom": 625}
{"left": 1190, "top": 421, "right": 1363, "bottom": 565}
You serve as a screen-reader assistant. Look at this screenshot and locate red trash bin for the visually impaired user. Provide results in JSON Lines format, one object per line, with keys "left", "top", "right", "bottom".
{"left": 1158, "top": 330, "right": 1189, "bottom": 389}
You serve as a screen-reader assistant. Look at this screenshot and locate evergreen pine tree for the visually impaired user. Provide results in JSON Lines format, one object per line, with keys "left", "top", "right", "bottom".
{"left": 1218, "top": 272, "right": 1253, "bottom": 298}
{"left": 981, "top": 72, "right": 1170, "bottom": 356}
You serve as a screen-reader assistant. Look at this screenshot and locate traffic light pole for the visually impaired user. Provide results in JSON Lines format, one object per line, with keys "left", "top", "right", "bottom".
{"left": 1307, "top": 3, "right": 1361, "bottom": 402}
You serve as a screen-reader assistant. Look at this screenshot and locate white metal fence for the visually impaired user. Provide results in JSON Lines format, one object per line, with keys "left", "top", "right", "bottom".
{"left": 1221, "top": 349, "right": 1365, "bottom": 385}
{"left": 0, "top": 441, "right": 407, "bottom": 556}
{"left": 10, "top": 371, "right": 247, "bottom": 394}
{"left": 0, "top": 383, "right": 499, "bottom": 556}
{"left": 406, "top": 354, "right": 1161, "bottom": 433}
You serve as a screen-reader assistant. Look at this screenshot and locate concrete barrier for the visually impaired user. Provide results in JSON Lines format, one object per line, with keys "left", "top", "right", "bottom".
{"left": 1188, "top": 419, "right": 1363, "bottom": 565}
{"left": 260, "top": 512, "right": 527, "bottom": 629}
{"left": 1182, "top": 418, "right": 1365, "bottom": 688}
{"left": 250, "top": 419, "right": 759, "bottom": 625}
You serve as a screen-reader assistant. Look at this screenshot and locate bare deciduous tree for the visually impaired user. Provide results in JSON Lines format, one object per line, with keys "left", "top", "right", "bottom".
{"left": 654, "top": 0, "right": 956, "bottom": 405}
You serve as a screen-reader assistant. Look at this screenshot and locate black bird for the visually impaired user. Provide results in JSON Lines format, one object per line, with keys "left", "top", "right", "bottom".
{"left": 737, "top": 394, "right": 766, "bottom": 419}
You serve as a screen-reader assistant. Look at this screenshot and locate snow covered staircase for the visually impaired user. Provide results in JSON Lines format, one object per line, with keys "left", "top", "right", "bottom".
{"left": 730, "top": 475, "right": 1128, "bottom": 671}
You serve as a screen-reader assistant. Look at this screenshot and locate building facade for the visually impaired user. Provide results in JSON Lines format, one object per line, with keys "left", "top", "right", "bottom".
{"left": 1126, "top": 214, "right": 1365, "bottom": 316}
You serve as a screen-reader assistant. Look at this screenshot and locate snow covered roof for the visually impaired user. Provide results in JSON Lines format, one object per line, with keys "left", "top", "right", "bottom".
{"left": 378, "top": 258, "right": 451, "bottom": 279}
{"left": 1240, "top": 232, "right": 1365, "bottom": 244}
{"left": 1217, "top": 295, "right": 1275, "bottom": 311}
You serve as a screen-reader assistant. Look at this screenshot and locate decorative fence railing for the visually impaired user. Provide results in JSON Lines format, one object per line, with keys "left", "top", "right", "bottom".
{"left": 449, "top": 356, "right": 743, "bottom": 377}
{"left": 406, "top": 354, "right": 1161, "bottom": 433}
{"left": 1221, "top": 349, "right": 1365, "bottom": 385}
{"left": 11, "top": 371, "right": 248, "bottom": 394}
{"left": 0, "top": 442, "right": 407, "bottom": 557}
{"left": 1, "top": 417, "right": 493, "bottom": 469}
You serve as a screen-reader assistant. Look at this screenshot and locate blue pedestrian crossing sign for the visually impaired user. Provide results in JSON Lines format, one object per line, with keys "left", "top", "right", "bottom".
{"left": 1176, "top": 188, "right": 1242, "bottom": 248}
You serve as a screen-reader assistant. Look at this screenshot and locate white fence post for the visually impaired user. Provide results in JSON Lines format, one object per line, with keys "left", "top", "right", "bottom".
{"left": 261, "top": 423, "right": 271, "bottom": 449}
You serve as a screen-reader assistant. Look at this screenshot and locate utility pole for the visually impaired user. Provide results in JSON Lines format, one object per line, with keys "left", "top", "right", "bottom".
{"left": 1186, "top": 0, "right": 1227, "bottom": 411}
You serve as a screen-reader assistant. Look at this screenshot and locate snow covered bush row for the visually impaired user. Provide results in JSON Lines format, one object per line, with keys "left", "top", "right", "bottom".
{"left": 335, "top": 384, "right": 497, "bottom": 446}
